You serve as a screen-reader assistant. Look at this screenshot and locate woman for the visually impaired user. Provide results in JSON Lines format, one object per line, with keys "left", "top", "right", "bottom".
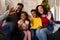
{"left": 36, "top": 5, "right": 54, "bottom": 40}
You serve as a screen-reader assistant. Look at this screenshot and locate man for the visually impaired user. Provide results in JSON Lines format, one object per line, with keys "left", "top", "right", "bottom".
{"left": 10, "top": 3, "right": 24, "bottom": 40}
{"left": 1, "top": 3, "right": 24, "bottom": 40}
{"left": 16, "top": 3, "right": 24, "bottom": 40}
{"left": 16, "top": 3, "right": 24, "bottom": 20}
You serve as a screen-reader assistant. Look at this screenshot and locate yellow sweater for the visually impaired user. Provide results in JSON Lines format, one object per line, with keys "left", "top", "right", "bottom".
{"left": 30, "top": 17, "right": 42, "bottom": 29}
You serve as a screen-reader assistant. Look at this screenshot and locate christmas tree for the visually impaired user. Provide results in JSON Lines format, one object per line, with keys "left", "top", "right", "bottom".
{"left": 41, "top": 0, "right": 50, "bottom": 11}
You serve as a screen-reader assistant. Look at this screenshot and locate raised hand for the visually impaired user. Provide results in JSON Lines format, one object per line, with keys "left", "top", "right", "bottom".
{"left": 47, "top": 11, "right": 51, "bottom": 20}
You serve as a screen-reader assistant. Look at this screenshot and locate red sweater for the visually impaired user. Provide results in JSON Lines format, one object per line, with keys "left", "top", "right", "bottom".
{"left": 41, "top": 17, "right": 49, "bottom": 28}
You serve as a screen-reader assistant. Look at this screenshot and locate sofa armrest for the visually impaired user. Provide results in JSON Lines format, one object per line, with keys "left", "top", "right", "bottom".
{"left": 54, "top": 21, "right": 60, "bottom": 24}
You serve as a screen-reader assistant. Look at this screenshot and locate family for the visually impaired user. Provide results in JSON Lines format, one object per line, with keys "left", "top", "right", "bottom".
{"left": 0, "top": 3, "right": 60, "bottom": 40}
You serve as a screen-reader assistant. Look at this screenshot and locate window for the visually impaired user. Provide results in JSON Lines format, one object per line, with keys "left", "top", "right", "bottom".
{"left": 55, "top": 0, "right": 60, "bottom": 21}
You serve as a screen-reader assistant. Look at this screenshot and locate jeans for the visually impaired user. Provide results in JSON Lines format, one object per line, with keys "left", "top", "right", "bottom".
{"left": 17, "top": 30, "right": 24, "bottom": 40}
{"left": 31, "top": 29, "right": 38, "bottom": 40}
{"left": 36, "top": 28, "right": 52, "bottom": 40}
{"left": 53, "top": 24, "right": 60, "bottom": 33}
{"left": 2, "top": 22, "right": 14, "bottom": 40}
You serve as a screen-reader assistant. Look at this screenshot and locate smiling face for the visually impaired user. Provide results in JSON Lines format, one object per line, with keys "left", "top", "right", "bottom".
{"left": 20, "top": 13, "right": 27, "bottom": 20}
{"left": 16, "top": 5, "right": 23, "bottom": 12}
{"left": 38, "top": 6, "right": 44, "bottom": 15}
{"left": 31, "top": 11, "right": 37, "bottom": 18}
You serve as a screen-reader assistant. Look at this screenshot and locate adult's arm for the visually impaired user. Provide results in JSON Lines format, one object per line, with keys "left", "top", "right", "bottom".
{"left": 47, "top": 11, "right": 54, "bottom": 23}
{"left": 0, "top": 10, "right": 9, "bottom": 21}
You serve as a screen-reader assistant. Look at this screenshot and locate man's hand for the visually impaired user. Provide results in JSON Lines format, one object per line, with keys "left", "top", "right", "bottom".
{"left": 8, "top": 7, "right": 16, "bottom": 16}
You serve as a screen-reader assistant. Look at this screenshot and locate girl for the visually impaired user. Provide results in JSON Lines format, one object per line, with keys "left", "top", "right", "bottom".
{"left": 30, "top": 9, "right": 42, "bottom": 40}
{"left": 18, "top": 11, "right": 31, "bottom": 40}
{"left": 36, "top": 5, "right": 54, "bottom": 40}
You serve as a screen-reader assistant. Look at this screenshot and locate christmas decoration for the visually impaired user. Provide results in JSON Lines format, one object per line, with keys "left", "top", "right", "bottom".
{"left": 41, "top": 0, "right": 50, "bottom": 11}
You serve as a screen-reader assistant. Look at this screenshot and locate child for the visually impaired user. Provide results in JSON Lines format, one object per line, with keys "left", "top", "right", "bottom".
{"left": 30, "top": 9, "right": 42, "bottom": 40}
{"left": 18, "top": 11, "right": 31, "bottom": 40}
{"left": 41, "top": 14, "right": 49, "bottom": 28}
{"left": 41, "top": 11, "right": 54, "bottom": 30}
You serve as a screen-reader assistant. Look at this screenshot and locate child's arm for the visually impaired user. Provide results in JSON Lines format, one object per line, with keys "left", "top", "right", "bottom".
{"left": 26, "top": 25, "right": 29, "bottom": 29}
{"left": 38, "top": 18, "right": 42, "bottom": 29}
{"left": 18, "top": 24, "right": 21, "bottom": 30}
{"left": 18, "top": 20, "right": 23, "bottom": 30}
{"left": 24, "top": 25, "right": 29, "bottom": 30}
{"left": 29, "top": 18, "right": 33, "bottom": 26}
{"left": 47, "top": 12, "right": 53, "bottom": 23}
{"left": 47, "top": 12, "right": 51, "bottom": 20}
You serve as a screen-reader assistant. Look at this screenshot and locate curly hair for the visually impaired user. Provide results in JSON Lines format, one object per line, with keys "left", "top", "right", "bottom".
{"left": 20, "top": 11, "right": 29, "bottom": 20}
{"left": 36, "top": 5, "right": 48, "bottom": 17}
